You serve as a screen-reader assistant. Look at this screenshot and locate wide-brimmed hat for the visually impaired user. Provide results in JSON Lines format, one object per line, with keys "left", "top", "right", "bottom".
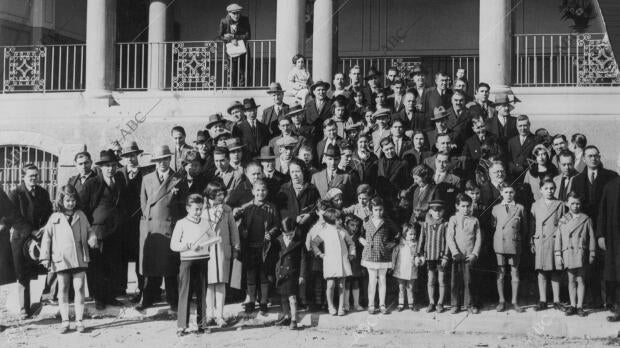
{"left": 364, "top": 67, "right": 382, "bottom": 81}
{"left": 243, "top": 98, "right": 260, "bottom": 110}
{"left": 310, "top": 80, "right": 330, "bottom": 91}
{"left": 226, "top": 3, "right": 243, "bottom": 12}
{"left": 285, "top": 103, "right": 305, "bottom": 118}
{"left": 150, "top": 145, "right": 173, "bottom": 162}
{"left": 266, "top": 82, "right": 285, "bottom": 94}
{"left": 194, "top": 130, "right": 209, "bottom": 144}
{"left": 120, "top": 141, "right": 144, "bottom": 157}
{"left": 371, "top": 108, "right": 391, "bottom": 120}
{"left": 95, "top": 149, "right": 119, "bottom": 165}
{"left": 493, "top": 93, "right": 515, "bottom": 105}
{"left": 181, "top": 150, "right": 200, "bottom": 165}
{"left": 225, "top": 137, "right": 246, "bottom": 151}
{"left": 323, "top": 144, "right": 341, "bottom": 158}
{"left": 206, "top": 113, "right": 226, "bottom": 129}
{"left": 430, "top": 106, "right": 450, "bottom": 122}
{"left": 255, "top": 146, "right": 277, "bottom": 160}
{"left": 227, "top": 101, "right": 244, "bottom": 114}
{"left": 276, "top": 136, "right": 299, "bottom": 148}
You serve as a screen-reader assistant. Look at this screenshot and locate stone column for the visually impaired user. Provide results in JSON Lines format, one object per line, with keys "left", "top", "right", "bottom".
{"left": 275, "top": 0, "right": 305, "bottom": 85}
{"left": 479, "top": 0, "right": 512, "bottom": 96}
{"left": 85, "top": 0, "right": 116, "bottom": 95}
{"left": 312, "top": 0, "right": 334, "bottom": 83}
{"left": 148, "top": 0, "right": 168, "bottom": 90}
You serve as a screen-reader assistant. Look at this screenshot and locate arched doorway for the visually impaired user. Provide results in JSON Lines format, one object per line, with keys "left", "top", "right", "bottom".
{"left": 0, "top": 145, "right": 59, "bottom": 199}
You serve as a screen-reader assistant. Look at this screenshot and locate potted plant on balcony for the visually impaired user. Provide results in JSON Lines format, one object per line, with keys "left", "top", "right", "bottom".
{"left": 559, "top": 0, "right": 596, "bottom": 33}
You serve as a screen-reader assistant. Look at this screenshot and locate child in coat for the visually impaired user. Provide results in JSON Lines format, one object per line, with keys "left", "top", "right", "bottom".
{"left": 491, "top": 183, "right": 527, "bottom": 313}
{"left": 447, "top": 193, "right": 482, "bottom": 314}
{"left": 343, "top": 214, "right": 365, "bottom": 311}
{"left": 554, "top": 192, "right": 595, "bottom": 317}
{"left": 40, "top": 185, "right": 97, "bottom": 334}
{"left": 530, "top": 178, "right": 565, "bottom": 311}
{"left": 343, "top": 184, "right": 373, "bottom": 223}
{"left": 312, "top": 208, "right": 356, "bottom": 316}
{"left": 271, "top": 217, "right": 307, "bottom": 329}
{"left": 305, "top": 199, "right": 332, "bottom": 311}
{"left": 361, "top": 197, "right": 398, "bottom": 315}
{"left": 416, "top": 198, "right": 449, "bottom": 313}
{"left": 392, "top": 223, "right": 419, "bottom": 311}
{"left": 170, "top": 194, "right": 213, "bottom": 336}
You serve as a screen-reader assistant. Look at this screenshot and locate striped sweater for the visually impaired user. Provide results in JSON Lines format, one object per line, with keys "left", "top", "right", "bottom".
{"left": 416, "top": 217, "right": 449, "bottom": 261}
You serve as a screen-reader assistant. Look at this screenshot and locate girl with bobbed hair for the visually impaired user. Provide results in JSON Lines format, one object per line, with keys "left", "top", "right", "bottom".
{"left": 287, "top": 53, "right": 312, "bottom": 102}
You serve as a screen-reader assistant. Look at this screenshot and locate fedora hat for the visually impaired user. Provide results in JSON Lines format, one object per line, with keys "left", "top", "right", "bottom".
{"left": 493, "top": 93, "right": 515, "bottom": 105}
{"left": 285, "top": 103, "right": 305, "bottom": 118}
{"left": 206, "top": 113, "right": 226, "bottom": 129}
{"left": 266, "top": 82, "right": 285, "bottom": 94}
{"left": 194, "top": 130, "right": 209, "bottom": 144}
{"left": 371, "top": 108, "right": 391, "bottom": 120}
{"left": 225, "top": 137, "right": 246, "bottom": 151}
{"left": 150, "top": 145, "right": 173, "bottom": 162}
{"left": 254, "top": 146, "right": 277, "bottom": 160}
{"left": 227, "top": 101, "right": 244, "bottom": 114}
{"left": 181, "top": 150, "right": 200, "bottom": 166}
{"left": 310, "top": 80, "right": 330, "bottom": 91}
{"left": 226, "top": 3, "right": 243, "bottom": 12}
{"left": 95, "top": 149, "right": 119, "bottom": 166}
{"left": 364, "top": 67, "right": 382, "bottom": 81}
{"left": 120, "top": 141, "right": 144, "bottom": 157}
{"left": 430, "top": 106, "right": 450, "bottom": 122}
{"left": 243, "top": 98, "right": 260, "bottom": 110}
{"left": 323, "top": 144, "right": 341, "bottom": 158}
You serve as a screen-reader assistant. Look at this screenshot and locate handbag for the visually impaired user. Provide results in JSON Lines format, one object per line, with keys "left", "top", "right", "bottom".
{"left": 226, "top": 40, "right": 247, "bottom": 58}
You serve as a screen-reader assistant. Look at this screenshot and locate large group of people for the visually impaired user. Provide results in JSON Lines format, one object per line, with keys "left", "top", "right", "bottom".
{"left": 1, "top": 51, "right": 620, "bottom": 336}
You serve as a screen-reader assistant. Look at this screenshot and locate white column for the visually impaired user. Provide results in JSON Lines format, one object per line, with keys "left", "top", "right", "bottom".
{"left": 85, "top": 0, "right": 116, "bottom": 94}
{"left": 148, "top": 0, "right": 168, "bottom": 90}
{"left": 312, "top": 0, "right": 334, "bottom": 83}
{"left": 275, "top": 0, "right": 305, "bottom": 85}
{"left": 479, "top": 0, "right": 512, "bottom": 96}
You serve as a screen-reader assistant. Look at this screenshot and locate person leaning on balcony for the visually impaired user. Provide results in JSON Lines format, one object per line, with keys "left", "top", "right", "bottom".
{"left": 219, "top": 3, "right": 251, "bottom": 86}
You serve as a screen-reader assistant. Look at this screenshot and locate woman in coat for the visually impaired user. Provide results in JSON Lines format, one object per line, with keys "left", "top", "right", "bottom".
{"left": 276, "top": 159, "right": 321, "bottom": 233}
{"left": 523, "top": 144, "right": 558, "bottom": 201}
{"left": 203, "top": 180, "right": 240, "bottom": 327}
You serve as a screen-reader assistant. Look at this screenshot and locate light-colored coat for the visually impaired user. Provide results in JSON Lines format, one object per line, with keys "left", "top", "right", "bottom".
{"left": 530, "top": 199, "right": 565, "bottom": 271}
{"left": 40, "top": 211, "right": 94, "bottom": 273}
{"left": 392, "top": 240, "right": 418, "bottom": 280}
{"left": 446, "top": 215, "right": 482, "bottom": 258}
{"left": 313, "top": 224, "right": 354, "bottom": 279}
{"left": 202, "top": 204, "right": 240, "bottom": 284}
{"left": 491, "top": 203, "right": 526, "bottom": 255}
{"left": 554, "top": 213, "right": 595, "bottom": 270}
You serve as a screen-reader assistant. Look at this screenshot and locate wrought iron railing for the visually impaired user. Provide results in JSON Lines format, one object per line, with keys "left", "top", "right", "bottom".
{"left": 116, "top": 40, "right": 276, "bottom": 91}
{"left": 1, "top": 44, "right": 86, "bottom": 93}
{"left": 0, "top": 145, "right": 58, "bottom": 199}
{"left": 513, "top": 33, "right": 620, "bottom": 86}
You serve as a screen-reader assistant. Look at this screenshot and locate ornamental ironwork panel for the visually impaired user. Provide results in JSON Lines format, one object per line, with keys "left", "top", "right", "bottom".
{"left": 0, "top": 145, "right": 58, "bottom": 199}
{"left": 576, "top": 34, "right": 620, "bottom": 85}
{"left": 171, "top": 42, "right": 218, "bottom": 90}
{"left": 3, "top": 46, "right": 46, "bottom": 92}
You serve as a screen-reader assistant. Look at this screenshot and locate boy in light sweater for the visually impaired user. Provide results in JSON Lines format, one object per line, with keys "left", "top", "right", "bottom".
{"left": 170, "top": 194, "right": 215, "bottom": 336}
{"left": 446, "top": 193, "right": 482, "bottom": 314}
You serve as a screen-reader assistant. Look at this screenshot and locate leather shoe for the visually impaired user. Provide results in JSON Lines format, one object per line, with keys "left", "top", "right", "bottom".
{"left": 607, "top": 313, "right": 620, "bottom": 322}
{"left": 129, "top": 294, "right": 142, "bottom": 304}
{"left": 275, "top": 316, "right": 291, "bottom": 326}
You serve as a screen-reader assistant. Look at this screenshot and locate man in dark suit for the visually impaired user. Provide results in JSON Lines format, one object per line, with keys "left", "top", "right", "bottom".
{"left": 233, "top": 98, "right": 270, "bottom": 159}
{"left": 446, "top": 90, "right": 473, "bottom": 148}
{"left": 468, "top": 82, "right": 496, "bottom": 121}
{"left": 289, "top": 103, "right": 319, "bottom": 150}
{"left": 486, "top": 93, "right": 518, "bottom": 146}
{"left": 506, "top": 115, "right": 538, "bottom": 180}
{"left": 170, "top": 126, "right": 194, "bottom": 172}
{"left": 304, "top": 81, "right": 332, "bottom": 127}
{"left": 426, "top": 106, "right": 456, "bottom": 152}
{"left": 218, "top": 4, "right": 251, "bottom": 86}
{"left": 424, "top": 133, "right": 469, "bottom": 178}
{"left": 316, "top": 119, "right": 345, "bottom": 166}
{"left": 67, "top": 151, "right": 98, "bottom": 197}
{"left": 422, "top": 72, "right": 453, "bottom": 121}
{"left": 374, "top": 137, "right": 410, "bottom": 207}
{"left": 262, "top": 82, "right": 289, "bottom": 136}
{"left": 387, "top": 78, "right": 406, "bottom": 113}
{"left": 462, "top": 118, "right": 501, "bottom": 163}
{"left": 391, "top": 91, "right": 431, "bottom": 132}
{"left": 387, "top": 119, "right": 413, "bottom": 159}
{"left": 8, "top": 164, "right": 53, "bottom": 318}
{"left": 311, "top": 145, "right": 355, "bottom": 205}
{"left": 361, "top": 67, "right": 383, "bottom": 109}
{"left": 571, "top": 145, "right": 618, "bottom": 309}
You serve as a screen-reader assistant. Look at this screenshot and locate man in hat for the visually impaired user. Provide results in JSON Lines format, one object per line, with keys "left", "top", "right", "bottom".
{"left": 82, "top": 150, "right": 126, "bottom": 309}
{"left": 268, "top": 116, "right": 307, "bottom": 157}
{"left": 213, "top": 146, "right": 245, "bottom": 193}
{"left": 226, "top": 101, "right": 245, "bottom": 129}
{"left": 344, "top": 122, "right": 364, "bottom": 144}
{"left": 206, "top": 113, "right": 229, "bottom": 141}
{"left": 256, "top": 146, "right": 287, "bottom": 194}
{"left": 117, "top": 141, "right": 152, "bottom": 302}
{"left": 311, "top": 144, "right": 355, "bottom": 204}
{"left": 233, "top": 98, "right": 269, "bottom": 159}
{"left": 371, "top": 108, "right": 392, "bottom": 155}
{"left": 226, "top": 137, "right": 247, "bottom": 175}
{"left": 262, "top": 82, "right": 290, "bottom": 136}
{"left": 194, "top": 130, "right": 217, "bottom": 179}
{"left": 317, "top": 119, "right": 345, "bottom": 165}
{"left": 275, "top": 136, "right": 299, "bottom": 175}
{"left": 422, "top": 72, "right": 453, "bottom": 121}
{"left": 219, "top": 3, "right": 251, "bottom": 86}
{"left": 487, "top": 93, "right": 518, "bottom": 148}
{"left": 180, "top": 150, "right": 209, "bottom": 196}
{"left": 426, "top": 106, "right": 455, "bottom": 151}
{"left": 138, "top": 145, "right": 186, "bottom": 311}
{"left": 506, "top": 115, "right": 538, "bottom": 179}
{"left": 289, "top": 103, "right": 318, "bottom": 147}
{"left": 361, "top": 67, "right": 383, "bottom": 107}
{"left": 410, "top": 65, "right": 427, "bottom": 100}
{"left": 304, "top": 80, "right": 332, "bottom": 126}
{"left": 8, "top": 163, "right": 53, "bottom": 318}
{"left": 171, "top": 126, "right": 194, "bottom": 172}
{"left": 446, "top": 90, "right": 473, "bottom": 148}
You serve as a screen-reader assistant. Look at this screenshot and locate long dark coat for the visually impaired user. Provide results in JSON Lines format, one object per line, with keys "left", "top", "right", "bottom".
{"left": 139, "top": 170, "right": 186, "bottom": 277}
{"left": 597, "top": 177, "right": 620, "bottom": 281}
{"left": 267, "top": 233, "right": 307, "bottom": 296}
{"left": 276, "top": 182, "right": 321, "bottom": 231}
{"left": 117, "top": 166, "right": 153, "bottom": 262}
{"left": 0, "top": 188, "right": 31, "bottom": 285}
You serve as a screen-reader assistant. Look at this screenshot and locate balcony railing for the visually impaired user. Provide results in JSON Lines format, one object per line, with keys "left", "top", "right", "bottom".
{"left": 1, "top": 44, "right": 86, "bottom": 93}
{"left": 513, "top": 33, "right": 620, "bottom": 87}
{"left": 116, "top": 40, "right": 275, "bottom": 91}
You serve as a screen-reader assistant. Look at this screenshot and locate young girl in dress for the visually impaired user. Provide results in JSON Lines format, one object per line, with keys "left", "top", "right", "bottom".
{"left": 554, "top": 192, "right": 595, "bottom": 317}
{"left": 361, "top": 197, "right": 397, "bottom": 315}
{"left": 312, "top": 208, "right": 356, "bottom": 316}
{"left": 392, "top": 223, "right": 419, "bottom": 311}
{"left": 40, "top": 185, "right": 96, "bottom": 333}
{"left": 287, "top": 54, "right": 312, "bottom": 102}
{"left": 530, "top": 177, "right": 565, "bottom": 311}
{"left": 343, "top": 214, "right": 365, "bottom": 311}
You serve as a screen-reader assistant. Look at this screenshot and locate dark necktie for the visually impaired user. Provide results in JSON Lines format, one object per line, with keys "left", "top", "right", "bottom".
{"left": 559, "top": 177, "right": 567, "bottom": 201}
